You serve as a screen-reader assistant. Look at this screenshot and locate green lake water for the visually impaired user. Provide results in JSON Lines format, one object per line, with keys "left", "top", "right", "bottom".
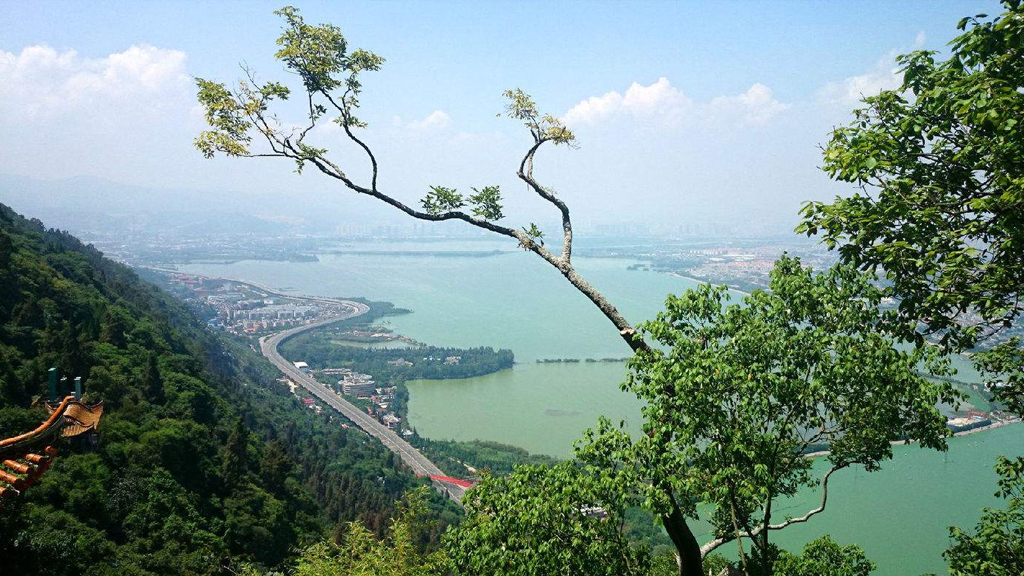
{"left": 181, "top": 241, "right": 1022, "bottom": 575}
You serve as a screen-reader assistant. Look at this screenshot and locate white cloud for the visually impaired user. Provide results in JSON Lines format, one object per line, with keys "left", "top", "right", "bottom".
{"left": 404, "top": 110, "right": 452, "bottom": 131}
{"left": 564, "top": 77, "right": 691, "bottom": 125}
{"left": 0, "top": 44, "right": 189, "bottom": 120}
{"left": 709, "top": 83, "right": 789, "bottom": 126}
{"left": 563, "top": 91, "right": 624, "bottom": 125}
{"left": 817, "top": 55, "right": 903, "bottom": 107}
{"left": 621, "top": 77, "right": 691, "bottom": 116}
{"left": 564, "top": 77, "right": 786, "bottom": 129}
{"left": 914, "top": 30, "right": 926, "bottom": 48}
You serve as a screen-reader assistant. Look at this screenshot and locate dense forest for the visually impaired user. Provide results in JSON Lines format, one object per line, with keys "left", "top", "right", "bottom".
{"left": 0, "top": 202, "right": 458, "bottom": 574}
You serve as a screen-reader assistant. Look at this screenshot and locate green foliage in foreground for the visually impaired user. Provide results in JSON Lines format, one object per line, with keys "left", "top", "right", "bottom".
{"left": 769, "top": 536, "right": 875, "bottom": 576}
{"left": 269, "top": 497, "right": 876, "bottom": 576}
{"left": 798, "top": 0, "right": 1024, "bottom": 408}
{"left": 444, "top": 257, "right": 955, "bottom": 576}
{"left": 446, "top": 461, "right": 653, "bottom": 576}
{"left": 797, "top": 4, "right": 1024, "bottom": 575}
{"left": 240, "top": 488, "right": 449, "bottom": 576}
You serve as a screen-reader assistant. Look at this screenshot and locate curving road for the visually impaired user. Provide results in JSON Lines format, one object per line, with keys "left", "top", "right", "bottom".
{"left": 257, "top": 297, "right": 465, "bottom": 501}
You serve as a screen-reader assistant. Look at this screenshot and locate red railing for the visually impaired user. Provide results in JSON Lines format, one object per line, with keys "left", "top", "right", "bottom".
{"left": 429, "top": 475, "right": 474, "bottom": 488}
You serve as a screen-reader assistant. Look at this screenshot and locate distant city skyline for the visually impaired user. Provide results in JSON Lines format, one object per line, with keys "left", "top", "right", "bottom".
{"left": 0, "top": 1, "right": 1001, "bottom": 236}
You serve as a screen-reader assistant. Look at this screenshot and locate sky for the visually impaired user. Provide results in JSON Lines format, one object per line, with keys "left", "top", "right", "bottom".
{"left": 0, "top": 0, "right": 1004, "bottom": 236}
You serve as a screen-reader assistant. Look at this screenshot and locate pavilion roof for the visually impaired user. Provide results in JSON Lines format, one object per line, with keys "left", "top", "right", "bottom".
{"left": 0, "top": 397, "right": 103, "bottom": 502}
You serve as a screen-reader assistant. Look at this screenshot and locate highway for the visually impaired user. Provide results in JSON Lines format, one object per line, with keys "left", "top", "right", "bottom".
{"left": 257, "top": 297, "right": 466, "bottom": 502}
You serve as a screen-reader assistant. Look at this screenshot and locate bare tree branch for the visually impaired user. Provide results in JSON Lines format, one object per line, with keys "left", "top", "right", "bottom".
{"left": 699, "top": 464, "right": 848, "bottom": 557}
{"left": 319, "top": 88, "right": 381, "bottom": 193}
{"left": 517, "top": 140, "right": 574, "bottom": 263}
{"left": 242, "top": 85, "right": 647, "bottom": 351}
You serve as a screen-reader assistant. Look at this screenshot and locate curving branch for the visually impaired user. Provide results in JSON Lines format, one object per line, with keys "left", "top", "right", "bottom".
{"left": 228, "top": 75, "right": 646, "bottom": 352}
{"left": 196, "top": 12, "right": 652, "bottom": 357}
{"left": 699, "top": 464, "right": 848, "bottom": 557}
{"left": 319, "top": 87, "right": 380, "bottom": 193}
{"left": 518, "top": 140, "right": 573, "bottom": 263}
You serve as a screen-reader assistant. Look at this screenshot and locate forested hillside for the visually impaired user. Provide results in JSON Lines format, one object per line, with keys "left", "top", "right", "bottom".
{"left": 0, "top": 202, "right": 456, "bottom": 574}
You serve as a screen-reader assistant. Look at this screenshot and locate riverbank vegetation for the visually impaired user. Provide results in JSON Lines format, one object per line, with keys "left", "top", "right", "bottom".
{"left": 536, "top": 356, "right": 630, "bottom": 364}
{"left": 281, "top": 323, "right": 513, "bottom": 382}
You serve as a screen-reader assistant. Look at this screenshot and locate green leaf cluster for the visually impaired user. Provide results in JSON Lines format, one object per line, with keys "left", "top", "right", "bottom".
{"left": 798, "top": 1, "right": 1024, "bottom": 359}
{"left": 500, "top": 88, "right": 576, "bottom": 146}
{"left": 420, "top": 185, "right": 504, "bottom": 221}
{"left": 445, "top": 460, "right": 651, "bottom": 576}
{"left": 420, "top": 186, "right": 465, "bottom": 215}
{"left": 769, "top": 536, "right": 876, "bottom": 576}
{"left": 194, "top": 78, "right": 253, "bottom": 158}
{"left": 270, "top": 488, "right": 449, "bottom": 576}
{"left": 468, "top": 186, "right": 504, "bottom": 221}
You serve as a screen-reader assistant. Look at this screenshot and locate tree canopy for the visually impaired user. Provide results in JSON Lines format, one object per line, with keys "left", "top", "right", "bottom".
{"left": 447, "top": 257, "right": 957, "bottom": 576}
{"left": 261, "top": 488, "right": 450, "bottom": 576}
{"left": 797, "top": 0, "right": 1024, "bottom": 408}
{"left": 445, "top": 460, "right": 651, "bottom": 576}
{"left": 797, "top": 3, "right": 1024, "bottom": 575}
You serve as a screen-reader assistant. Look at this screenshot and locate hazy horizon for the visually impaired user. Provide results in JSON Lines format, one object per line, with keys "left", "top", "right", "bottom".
{"left": 0, "top": 1, "right": 1002, "bottom": 239}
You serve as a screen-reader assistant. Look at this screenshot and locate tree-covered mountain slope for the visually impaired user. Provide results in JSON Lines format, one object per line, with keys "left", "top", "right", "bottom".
{"left": 0, "top": 202, "right": 454, "bottom": 575}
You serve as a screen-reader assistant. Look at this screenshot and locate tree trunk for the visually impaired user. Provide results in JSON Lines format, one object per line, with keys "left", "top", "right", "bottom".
{"left": 559, "top": 263, "right": 649, "bottom": 352}
{"left": 662, "top": 504, "right": 704, "bottom": 576}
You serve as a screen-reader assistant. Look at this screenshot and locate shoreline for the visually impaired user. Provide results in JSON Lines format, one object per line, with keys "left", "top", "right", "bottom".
{"left": 667, "top": 271, "right": 754, "bottom": 296}
{"left": 802, "top": 419, "right": 1021, "bottom": 459}
{"left": 166, "top": 267, "right": 1015, "bottom": 464}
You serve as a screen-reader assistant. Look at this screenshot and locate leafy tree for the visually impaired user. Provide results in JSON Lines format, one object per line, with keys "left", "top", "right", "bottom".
{"left": 222, "top": 417, "right": 253, "bottom": 487}
{"left": 100, "top": 306, "right": 131, "bottom": 348}
{"left": 0, "top": 229, "right": 13, "bottom": 268}
{"left": 260, "top": 438, "right": 294, "bottom": 496}
{"left": 194, "top": 6, "right": 645, "bottom": 352}
{"left": 768, "top": 536, "right": 875, "bottom": 576}
{"left": 447, "top": 257, "right": 955, "bottom": 576}
{"left": 238, "top": 488, "right": 449, "bottom": 576}
{"left": 445, "top": 461, "right": 651, "bottom": 576}
{"left": 795, "top": 4, "right": 1024, "bottom": 574}
{"left": 797, "top": 0, "right": 1024, "bottom": 408}
{"left": 143, "top": 352, "right": 165, "bottom": 405}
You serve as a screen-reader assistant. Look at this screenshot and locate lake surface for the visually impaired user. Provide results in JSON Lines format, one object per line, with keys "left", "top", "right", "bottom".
{"left": 181, "top": 240, "right": 1021, "bottom": 575}
{"left": 185, "top": 242, "right": 676, "bottom": 455}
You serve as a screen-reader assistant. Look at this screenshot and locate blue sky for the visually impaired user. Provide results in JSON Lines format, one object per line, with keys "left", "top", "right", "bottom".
{"left": 0, "top": 1, "right": 1004, "bottom": 235}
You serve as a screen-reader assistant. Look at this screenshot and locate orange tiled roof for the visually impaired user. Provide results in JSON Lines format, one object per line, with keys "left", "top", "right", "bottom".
{"left": 0, "top": 396, "right": 103, "bottom": 502}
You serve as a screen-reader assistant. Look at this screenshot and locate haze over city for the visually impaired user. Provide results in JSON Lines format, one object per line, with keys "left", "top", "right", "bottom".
{"left": 0, "top": 1, "right": 1000, "bottom": 236}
